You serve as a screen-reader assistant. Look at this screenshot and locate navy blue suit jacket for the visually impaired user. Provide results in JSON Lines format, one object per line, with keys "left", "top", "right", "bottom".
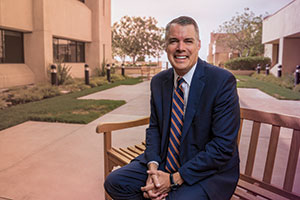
{"left": 140, "top": 58, "right": 240, "bottom": 199}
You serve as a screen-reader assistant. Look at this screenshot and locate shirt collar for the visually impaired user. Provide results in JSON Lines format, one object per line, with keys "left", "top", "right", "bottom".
{"left": 173, "top": 62, "right": 197, "bottom": 88}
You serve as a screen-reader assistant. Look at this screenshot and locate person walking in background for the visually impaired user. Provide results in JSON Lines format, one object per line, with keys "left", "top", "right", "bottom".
{"left": 104, "top": 16, "right": 240, "bottom": 200}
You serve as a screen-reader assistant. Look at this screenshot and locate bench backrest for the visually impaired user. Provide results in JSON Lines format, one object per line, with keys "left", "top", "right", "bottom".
{"left": 238, "top": 108, "right": 300, "bottom": 195}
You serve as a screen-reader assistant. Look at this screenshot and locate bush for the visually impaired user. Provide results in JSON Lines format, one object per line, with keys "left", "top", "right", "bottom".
{"left": 0, "top": 97, "right": 8, "bottom": 109}
{"left": 224, "top": 56, "right": 271, "bottom": 70}
{"left": 294, "top": 84, "right": 300, "bottom": 93}
{"left": 56, "top": 63, "right": 73, "bottom": 85}
{"left": 111, "top": 74, "right": 126, "bottom": 82}
{"left": 37, "top": 85, "right": 60, "bottom": 98}
{"left": 4, "top": 84, "right": 61, "bottom": 105}
{"left": 9, "top": 89, "right": 44, "bottom": 105}
{"left": 252, "top": 73, "right": 295, "bottom": 90}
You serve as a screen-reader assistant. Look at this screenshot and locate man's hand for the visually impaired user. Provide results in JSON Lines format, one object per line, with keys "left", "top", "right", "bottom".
{"left": 141, "top": 170, "right": 171, "bottom": 200}
{"left": 142, "top": 172, "right": 168, "bottom": 200}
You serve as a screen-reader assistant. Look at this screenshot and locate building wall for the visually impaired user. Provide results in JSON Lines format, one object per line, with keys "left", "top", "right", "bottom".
{"left": 282, "top": 38, "right": 300, "bottom": 74}
{"left": 0, "top": 0, "right": 111, "bottom": 88}
{"left": 262, "top": 0, "right": 300, "bottom": 75}
{"left": 207, "top": 32, "right": 238, "bottom": 67}
{"left": 0, "top": 0, "right": 33, "bottom": 32}
{"left": 262, "top": 0, "right": 300, "bottom": 44}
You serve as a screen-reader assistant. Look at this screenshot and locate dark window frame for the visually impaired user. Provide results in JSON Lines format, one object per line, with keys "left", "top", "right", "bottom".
{"left": 53, "top": 37, "right": 85, "bottom": 63}
{"left": 0, "top": 29, "right": 24, "bottom": 64}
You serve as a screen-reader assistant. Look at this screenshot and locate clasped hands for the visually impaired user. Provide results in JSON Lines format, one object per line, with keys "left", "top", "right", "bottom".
{"left": 141, "top": 169, "right": 171, "bottom": 200}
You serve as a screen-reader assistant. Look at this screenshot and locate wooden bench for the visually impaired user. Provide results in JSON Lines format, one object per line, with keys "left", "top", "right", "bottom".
{"left": 96, "top": 108, "right": 300, "bottom": 200}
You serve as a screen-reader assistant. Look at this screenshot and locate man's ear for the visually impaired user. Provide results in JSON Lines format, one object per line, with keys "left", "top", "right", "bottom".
{"left": 198, "top": 40, "right": 201, "bottom": 50}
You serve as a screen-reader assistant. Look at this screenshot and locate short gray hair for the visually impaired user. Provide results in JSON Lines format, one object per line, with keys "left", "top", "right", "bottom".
{"left": 165, "top": 16, "right": 200, "bottom": 42}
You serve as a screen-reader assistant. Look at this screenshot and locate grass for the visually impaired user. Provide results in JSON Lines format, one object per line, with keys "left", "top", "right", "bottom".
{"left": 236, "top": 75, "right": 300, "bottom": 100}
{"left": 0, "top": 77, "right": 142, "bottom": 131}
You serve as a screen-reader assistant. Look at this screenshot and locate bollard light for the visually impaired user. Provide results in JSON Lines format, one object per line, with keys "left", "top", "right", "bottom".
{"left": 106, "top": 64, "right": 111, "bottom": 82}
{"left": 51, "top": 64, "right": 57, "bottom": 86}
{"left": 256, "top": 64, "right": 261, "bottom": 74}
{"left": 265, "top": 64, "right": 270, "bottom": 75}
{"left": 121, "top": 63, "right": 125, "bottom": 76}
{"left": 278, "top": 65, "right": 282, "bottom": 78}
{"left": 295, "top": 65, "right": 300, "bottom": 85}
{"left": 84, "top": 64, "right": 89, "bottom": 85}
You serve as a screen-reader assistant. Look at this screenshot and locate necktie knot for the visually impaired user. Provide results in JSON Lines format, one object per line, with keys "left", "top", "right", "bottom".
{"left": 177, "top": 77, "right": 184, "bottom": 89}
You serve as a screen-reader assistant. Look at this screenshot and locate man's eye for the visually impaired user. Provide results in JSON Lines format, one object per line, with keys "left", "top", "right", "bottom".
{"left": 169, "top": 39, "right": 178, "bottom": 44}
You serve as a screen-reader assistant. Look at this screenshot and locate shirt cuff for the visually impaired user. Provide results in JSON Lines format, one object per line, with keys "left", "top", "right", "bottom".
{"left": 147, "top": 161, "right": 159, "bottom": 168}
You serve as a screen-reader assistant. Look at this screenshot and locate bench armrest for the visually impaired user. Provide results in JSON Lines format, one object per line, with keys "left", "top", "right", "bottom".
{"left": 96, "top": 116, "right": 150, "bottom": 133}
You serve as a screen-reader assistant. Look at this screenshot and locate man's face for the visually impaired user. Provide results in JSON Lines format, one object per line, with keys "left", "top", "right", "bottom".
{"left": 166, "top": 24, "right": 201, "bottom": 76}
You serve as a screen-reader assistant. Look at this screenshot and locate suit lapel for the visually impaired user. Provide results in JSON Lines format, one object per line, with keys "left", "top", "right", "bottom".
{"left": 161, "top": 69, "right": 174, "bottom": 153}
{"left": 181, "top": 59, "right": 205, "bottom": 143}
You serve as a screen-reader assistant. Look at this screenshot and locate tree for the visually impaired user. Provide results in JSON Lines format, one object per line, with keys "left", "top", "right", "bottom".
{"left": 112, "top": 16, "right": 164, "bottom": 64}
{"left": 217, "top": 8, "right": 265, "bottom": 57}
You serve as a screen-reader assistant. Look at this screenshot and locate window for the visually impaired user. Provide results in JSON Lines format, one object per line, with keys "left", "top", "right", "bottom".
{"left": 0, "top": 29, "right": 24, "bottom": 63}
{"left": 53, "top": 37, "right": 85, "bottom": 63}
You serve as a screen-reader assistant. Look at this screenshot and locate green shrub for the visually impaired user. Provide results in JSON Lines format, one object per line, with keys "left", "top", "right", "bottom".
{"left": 0, "top": 98, "right": 8, "bottom": 109}
{"left": 56, "top": 62, "right": 73, "bottom": 85}
{"left": 111, "top": 74, "right": 126, "bottom": 82}
{"left": 89, "top": 81, "right": 98, "bottom": 88}
{"left": 294, "top": 84, "right": 300, "bottom": 93}
{"left": 9, "top": 89, "right": 44, "bottom": 105}
{"left": 101, "top": 59, "right": 108, "bottom": 76}
{"left": 4, "top": 84, "right": 61, "bottom": 105}
{"left": 252, "top": 73, "right": 294, "bottom": 90}
{"left": 225, "top": 56, "right": 271, "bottom": 70}
{"left": 37, "top": 85, "right": 61, "bottom": 98}
{"left": 93, "top": 77, "right": 109, "bottom": 86}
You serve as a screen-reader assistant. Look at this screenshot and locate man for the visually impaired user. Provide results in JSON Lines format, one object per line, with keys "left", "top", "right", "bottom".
{"left": 104, "top": 16, "right": 240, "bottom": 200}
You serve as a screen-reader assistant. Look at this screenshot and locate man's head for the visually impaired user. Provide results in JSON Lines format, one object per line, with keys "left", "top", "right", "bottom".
{"left": 165, "top": 16, "right": 201, "bottom": 76}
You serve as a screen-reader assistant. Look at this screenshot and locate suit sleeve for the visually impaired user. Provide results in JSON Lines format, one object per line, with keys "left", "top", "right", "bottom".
{"left": 178, "top": 73, "right": 240, "bottom": 185}
{"left": 144, "top": 79, "right": 162, "bottom": 164}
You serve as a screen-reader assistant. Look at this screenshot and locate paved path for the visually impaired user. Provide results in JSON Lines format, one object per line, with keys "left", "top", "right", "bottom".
{"left": 0, "top": 80, "right": 299, "bottom": 199}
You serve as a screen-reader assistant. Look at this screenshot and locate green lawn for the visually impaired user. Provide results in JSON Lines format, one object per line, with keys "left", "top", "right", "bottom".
{"left": 0, "top": 78, "right": 142, "bottom": 131}
{"left": 236, "top": 75, "right": 300, "bottom": 100}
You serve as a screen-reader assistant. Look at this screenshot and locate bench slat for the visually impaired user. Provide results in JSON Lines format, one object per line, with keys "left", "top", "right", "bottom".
{"left": 128, "top": 146, "right": 144, "bottom": 155}
{"left": 245, "top": 121, "right": 261, "bottom": 176}
{"left": 120, "top": 147, "right": 140, "bottom": 158}
{"left": 233, "top": 187, "right": 258, "bottom": 200}
{"left": 283, "top": 129, "right": 300, "bottom": 192}
{"left": 135, "top": 144, "right": 146, "bottom": 151}
{"left": 237, "top": 118, "right": 244, "bottom": 146}
{"left": 237, "top": 179, "right": 289, "bottom": 200}
{"left": 112, "top": 147, "right": 135, "bottom": 161}
{"left": 107, "top": 149, "right": 131, "bottom": 166}
{"left": 263, "top": 125, "right": 280, "bottom": 184}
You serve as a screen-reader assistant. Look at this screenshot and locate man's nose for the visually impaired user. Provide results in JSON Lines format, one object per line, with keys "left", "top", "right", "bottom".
{"left": 176, "top": 41, "right": 185, "bottom": 51}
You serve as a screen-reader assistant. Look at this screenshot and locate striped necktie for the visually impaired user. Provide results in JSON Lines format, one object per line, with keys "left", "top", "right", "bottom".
{"left": 165, "top": 77, "right": 185, "bottom": 173}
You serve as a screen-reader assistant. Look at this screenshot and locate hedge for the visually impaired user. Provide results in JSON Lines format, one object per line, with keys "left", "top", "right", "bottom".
{"left": 224, "top": 56, "right": 271, "bottom": 70}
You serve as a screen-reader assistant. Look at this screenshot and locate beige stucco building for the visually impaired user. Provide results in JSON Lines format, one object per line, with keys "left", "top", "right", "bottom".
{"left": 263, "top": 0, "right": 300, "bottom": 75}
{"left": 0, "top": 0, "right": 111, "bottom": 88}
{"left": 207, "top": 33, "right": 239, "bottom": 67}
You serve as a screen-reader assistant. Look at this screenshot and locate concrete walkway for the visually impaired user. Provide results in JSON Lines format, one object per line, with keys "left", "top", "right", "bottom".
{"left": 0, "top": 80, "right": 299, "bottom": 199}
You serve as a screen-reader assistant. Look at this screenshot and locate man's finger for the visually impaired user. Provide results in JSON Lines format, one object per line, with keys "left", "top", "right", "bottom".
{"left": 151, "top": 174, "right": 161, "bottom": 187}
{"left": 141, "top": 183, "right": 155, "bottom": 192}
{"left": 147, "top": 189, "right": 160, "bottom": 199}
{"left": 143, "top": 191, "right": 149, "bottom": 199}
{"left": 147, "top": 170, "right": 161, "bottom": 187}
{"left": 153, "top": 192, "right": 168, "bottom": 200}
